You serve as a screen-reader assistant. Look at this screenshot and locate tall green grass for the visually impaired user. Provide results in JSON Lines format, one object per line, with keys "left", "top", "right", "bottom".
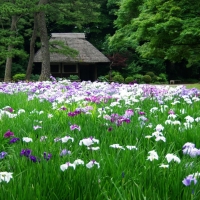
{"left": 0, "top": 89, "right": 200, "bottom": 200}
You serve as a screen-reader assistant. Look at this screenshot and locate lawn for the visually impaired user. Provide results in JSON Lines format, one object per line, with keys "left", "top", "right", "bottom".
{"left": 0, "top": 80, "right": 200, "bottom": 199}
{"left": 185, "top": 84, "right": 200, "bottom": 90}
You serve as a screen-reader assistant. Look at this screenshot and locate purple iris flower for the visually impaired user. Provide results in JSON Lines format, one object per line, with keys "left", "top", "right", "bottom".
{"left": 124, "top": 109, "right": 134, "bottom": 117}
{"left": 182, "top": 175, "right": 197, "bottom": 186}
{"left": 138, "top": 111, "right": 145, "bottom": 115}
{"left": 44, "top": 152, "right": 52, "bottom": 161}
{"left": 29, "top": 155, "right": 38, "bottom": 162}
{"left": 3, "top": 107, "right": 13, "bottom": 113}
{"left": 182, "top": 142, "right": 200, "bottom": 157}
{"left": 60, "top": 149, "right": 71, "bottom": 156}
{"left": 60, "top": 106, "right": 67, "bottom": 110}
{"left": 9, "top": 137, "right": 20, "bottom": 143}
{"left": 0, "top": 151, "right": 7, "bottom": 159}
{"left": 107, "top": 127, "right": 113, "bottom": 132}
{"left": 20, "top": 149, "right": 32, "bottom": 157}
{"left": 4, "top": 130, "right": 14, "bottom": 138}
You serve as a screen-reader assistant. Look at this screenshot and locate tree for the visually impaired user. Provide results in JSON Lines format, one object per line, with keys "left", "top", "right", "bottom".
{"left": 25, "top": 0, "right": 102, "bottom": 81}
{"left": 36, "top": 0, "right": 50, "bottom": 81}
{"left": 0, "top": 0, "right": 30, "bottom": 81}
{"left": 0, "top": 0, "right": 41, "bottom": 81}
{"left": 109, "top": 0, "right": 200, "bottom": 67}
{"left": 0, "top": 0, "right": 102, "bottom": 81}
{"left": 26, "top": 13, "right": 38, "bottom": 80}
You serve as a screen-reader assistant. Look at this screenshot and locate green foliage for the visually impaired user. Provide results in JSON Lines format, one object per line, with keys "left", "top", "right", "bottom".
{"left": 133, "top": 73, "right": 143, "bottom": 80}
{"left": 146, "top": 72, "right": 155, "bottom": 78}
{"left": 105, "top": 74, "right": 110, "bottom": 80}
{"left": 112, "top": 74, "right": 124, "bottom": 83}
{"left": 97, "top": 76, "right": 109, "bottom": 82}
{"left": 30, "top": 74, "right": 40, "bottom": 81}
{"left": 109, "top": 0, "right": 200, "bottom": 67}
{"left": 68, "top": 75, "right": 80, "bottom": 80}
{"left": 158, "top": 73, "right": 168, "bottom": 82}
{"left": 125, "top": 76, "right": 134, "bottom": 84}
{"left": 11, "top": 63, "right": 26, "bottom": 76}
{"left": 12, "top": 73, "right": 26, "bottom": 81}
{"left": 146, "top": 71, "right": 157, "bottom": 82}
{"left": 49, "top": 40, "right": 78, "bottom": 58}
{"left": 2, "top": 82, "right": 200, "bottom": 199}
{"left": 0, "top": 29, "right": 28, "bottom": 60}
{"left": 123, "top": 60, "right": 142, "bottom": 78}
{"left": 111, "top": 70, "right": 121, "bottom": 76}
{"left": 142, "top": 75, "right": 152, "bottom": 83}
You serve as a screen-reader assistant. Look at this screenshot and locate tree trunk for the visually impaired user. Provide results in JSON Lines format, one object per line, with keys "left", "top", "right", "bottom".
{"left": 26, "top": 13, "right": 38, "bottom": 80}
{"left": 37, "top": 0, "right": 50, "bottom": 81}
{"left": 4, "top": 15, "right": 17, "bottom": 82}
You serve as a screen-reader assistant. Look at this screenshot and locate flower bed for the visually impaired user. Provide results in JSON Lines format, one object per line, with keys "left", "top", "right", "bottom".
{"left": 0, "top": 80, "right": 200, "bottom": 199}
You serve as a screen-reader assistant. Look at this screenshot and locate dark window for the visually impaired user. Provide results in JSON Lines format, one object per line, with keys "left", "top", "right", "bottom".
{"left": 63, "top": 65, "right": 77, "bottom": 73}
{"left": 51, "top": 65, "right": 60, "bottom": 73}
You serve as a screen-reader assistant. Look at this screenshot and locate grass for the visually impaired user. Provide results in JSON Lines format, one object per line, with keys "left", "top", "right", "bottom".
{"left": 0, "top": 81, "right": 200, "bottom": 199}
{"left": 184, "top": 83, "right": 200, "bottom": 90}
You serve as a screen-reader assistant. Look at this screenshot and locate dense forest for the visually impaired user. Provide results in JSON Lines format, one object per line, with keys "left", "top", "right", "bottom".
{"left": 0, "top": 0, "right": 200, "bottom": 82}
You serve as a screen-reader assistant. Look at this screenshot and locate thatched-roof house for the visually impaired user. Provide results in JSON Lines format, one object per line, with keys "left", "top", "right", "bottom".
{"left": 34, "top": 33, "right": 110, "bottom": 81}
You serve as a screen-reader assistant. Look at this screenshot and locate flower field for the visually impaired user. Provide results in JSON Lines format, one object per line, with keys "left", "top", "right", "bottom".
{"left": 0, "top": 79, "right": 200, "bottom": 199}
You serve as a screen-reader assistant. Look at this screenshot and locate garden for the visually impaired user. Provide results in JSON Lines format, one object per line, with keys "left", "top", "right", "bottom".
{"left": 0, "top": 79, "right": 200, "bottom": 199}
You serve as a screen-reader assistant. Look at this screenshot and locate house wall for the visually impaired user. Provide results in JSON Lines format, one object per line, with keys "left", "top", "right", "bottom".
{"left": 50, "top": 63, "right": 78, "bottom": 78}
{"left": 79, "top": 64, "right": 96, "bottom": 82}
{"left": 33, "top": 62, "right": 98, "bottom": 81}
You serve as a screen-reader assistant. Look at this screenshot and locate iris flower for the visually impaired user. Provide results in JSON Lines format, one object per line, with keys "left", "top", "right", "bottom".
{"left": 9, "top": 137, "right": 20, "bottom": 143}
{"left": 147, "top": 150, "right": 159, "bottom": 161}
{"left": 60, "top": 162, "right": 76, "bottom": 171}
{"left": 0, "top": 172, "right": 13, "bottom": 183}
{"left": 4, "top": 130, "right": 14, "bottom": 138}
{"left": 79, "top": 137, "right": 99, "bottom": 147}
{"left": 182, "top": 173, "right": 200, "bottom": 186}
{"left": 124, "top": 109, "right": 134, "bottom": 118}
{"left": 0, "top": 152, "right": 7, "bottom": 159}
{"left": 87, "top": 147, "right": 100, "bottom": 150}
{"left": 165, "top": 153, "right": 181, "bottom": 163}
{"left": 60, "top": 149, "right": 71, "bottom": 156}
{"left": 155, "top": 124, "right": 164, "bottom": 132}
{"left": 70, "top": 124, "right": 81, "bottom": 131}
{"left": 126, "top": 145, "right": 137, "bottom": 150}
{"left": 22, "top": 137, "right": 33, "bottom": 143}
{"left": 61, "top": 136, "right": 74, "bottom": 143}
{"left": 86, "top": 160, "right": 100, "bottom": 169}
{"left": 20, "top": 149, "right": 32, "bottom": 157}
{"left": 73, "top": 159, "right": 84, "bottom": 166}
{"left": 40, "top": 136, "right": 47, "bottom": 142}
{"left": 110, "top": 144, "right": 125, "bottom": 150}
{"left": 182, "top": 143, "right": 200, "bottom": 157}
{"left": 33, "top": 125, "right": 42, "bottom": 130}
{"left": 159, "top": 164, "right": 169, "bottom": 168}
{"left": 44, "top": 152, "right": 52, "bottom": 161}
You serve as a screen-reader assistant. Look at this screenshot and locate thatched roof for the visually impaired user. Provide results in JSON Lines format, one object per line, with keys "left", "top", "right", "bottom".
{"left": 34, "top": 33, "right": 110, "bottom": 63}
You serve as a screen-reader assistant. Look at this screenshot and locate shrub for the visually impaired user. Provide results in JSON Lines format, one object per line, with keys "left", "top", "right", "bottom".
{"left": 142, "top": 75, "right": 152, "bottom": 83}
{"left": 112, "top": 75, "right": 124, "bottom": 83}
{"left": 133, "top": 74, "right": 143, "bottom": 83}
{"left": 158, "top": 73, "right": 168, "bottom": 82}
{"left": 146, "top": 72, "right": 157, "bottom": 82}
{"left": 105, "top": 75, "right": 110, "bottom": 80}
{"left": 146, "top": 71, "right": 155, "bottom": 78}
{"left": 12, "top": 73, "right": 26, "bottom": 82}
{"left": 68, "top": 75, "right": 79, "bottom": 80}
{"left": 30, "top": 74, "right": 40, "bottom": 81}
{"left": 125, "top": 76, "right": 134, "bottom": 84}
{"left": 111, "top": 71, "right": 120, "bottom": 76}
{"left": 97, "top": 76, "right": 109, "bottom": 82}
